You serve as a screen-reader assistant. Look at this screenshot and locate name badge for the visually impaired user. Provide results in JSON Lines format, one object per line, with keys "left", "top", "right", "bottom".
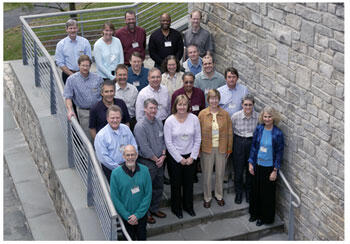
{"left": 192, "top": 105, "right": 199, "bottom": 111}
{"left": 132, "top": 42, "right": 139, "bottom": 48}
{"left": 181, "top": 134, "right": 189, "bottom": 141}
{"left": 119, "top": 145, "right": 125, "bottom": 153}
{"left": 164, "top": 41, "right": 172, "bottom": 47}
{"left": 159, "top": 131, "right": 164, "bottom": 137}
{"left": 133, "top": 81, "right": 140, "bottom": 87}
{"left": 260, "top": 146, "right": 267, "bottom": 153}
{"left": 229, "top": 103, "right": 236, "bottom": 109}
{"left": 212, "top": 129, "right": 219, "bottom": 135}
{"left": 110, "top": 54, "right": 116, "bottom": 62}
{"left": 131, "top": 186, "right": 140, "bottom": 194}
{"left": 205, "top": 88, "right": 209, "bottom": 94}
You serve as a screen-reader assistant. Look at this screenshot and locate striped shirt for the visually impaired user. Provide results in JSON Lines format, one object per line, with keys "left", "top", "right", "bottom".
{"left": 231, "top": 110, "right": 259, "bottom": 138}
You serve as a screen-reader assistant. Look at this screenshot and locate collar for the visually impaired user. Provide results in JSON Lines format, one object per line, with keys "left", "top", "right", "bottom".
{"left": 107, "top": 123, "right": 121, "bottom": 135}
{"left": 191, "top": 26, "right": 201, "bottom": 34}
{"left": 149, "top": 85, "right": 161, "bottom": 92}
{"left": 78, "top": 72, "right": 90, "bottom": 80}
{"left": 188, "top": 58, "right": 202, "bottom": 68}
{"left": 116, "top": 82, "right": 129, "bottom": 90}
{"left": 121, "top": 163, "right": 140, "bottom": 177}
{"left": 165, "top": 72, "right": 178, "bottom": 80}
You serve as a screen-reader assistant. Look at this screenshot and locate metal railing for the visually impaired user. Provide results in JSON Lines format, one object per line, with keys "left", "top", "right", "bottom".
{"left": 20, "top": 2, "right": 187, "bottom": 240}
{"left": 279, "top": 170, "right": 301, "bottom": 240}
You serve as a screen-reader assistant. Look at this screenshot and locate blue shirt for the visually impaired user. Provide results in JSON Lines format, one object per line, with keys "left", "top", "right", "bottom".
{"left": 127, "top": 66, "right": 149, "bottom": 91}
{"left": 218, "top": 83, "right": 249, "bottom": 117}
{"left": 93, "top": 37, "right": 124, "bottom": 80}
{"left": 257, "top": 129, "right": 273, "bottom": 167}
{"left": 183, "top": 58, "right": 202, "bottom": 75}
{"left": 63, "top": 72, "right": 103, "bottom": 109}
{"left": 94, "top": 123, "right": 138, "bottom": 170}
{"left": 55, "top": 36, "right": 92, "bottom": 71}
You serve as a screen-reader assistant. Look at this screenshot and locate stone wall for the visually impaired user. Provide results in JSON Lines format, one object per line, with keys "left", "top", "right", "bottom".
{"left": 191, "top": 2, "right": 344, "bottom": 240}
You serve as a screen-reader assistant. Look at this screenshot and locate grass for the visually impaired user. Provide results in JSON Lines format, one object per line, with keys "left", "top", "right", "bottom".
{"left": 3, "top": 2, "right": 187, "bottom": 61}
{"left": 3, "top": 2, "right": 33, "bottom": 12}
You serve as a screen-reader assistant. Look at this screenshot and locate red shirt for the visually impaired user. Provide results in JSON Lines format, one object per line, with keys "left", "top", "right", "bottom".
{"left": 171, "top": 87, "right": 206, "bottom": 116}
{"left": 114, "top": 26, "right": 146, "bottom": 65}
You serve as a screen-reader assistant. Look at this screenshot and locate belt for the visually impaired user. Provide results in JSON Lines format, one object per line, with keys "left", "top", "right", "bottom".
{"left": 78, "top": 107, "right": 90, "bottom": 111}
{"left": 234, "top": 134, "right": 253, "bottom": 139}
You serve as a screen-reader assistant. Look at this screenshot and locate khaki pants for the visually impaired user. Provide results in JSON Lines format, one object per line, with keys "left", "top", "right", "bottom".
{"left": 77, "top": 107, "right": 92, "bottom": 142}
{"left": 201, "top": 148, "right": 227, "bottom": 202}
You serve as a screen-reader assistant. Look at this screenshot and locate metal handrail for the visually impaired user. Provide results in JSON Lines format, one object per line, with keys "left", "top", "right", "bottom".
{"left": 279, "top": 170, "right": 301, "bottom": 240}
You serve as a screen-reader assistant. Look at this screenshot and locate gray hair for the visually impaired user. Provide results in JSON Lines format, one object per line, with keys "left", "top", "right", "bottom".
{"left": 258, "top": 106, "right": 281, "bottom": 125}
{"left": 66, "top": 19, "right": 77, "bottom": 28}
{"left": 144, "top": 98, "right": 158, "bottom": 108}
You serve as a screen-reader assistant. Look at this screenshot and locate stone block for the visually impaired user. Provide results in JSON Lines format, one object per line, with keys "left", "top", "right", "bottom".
{"left": 322, "top": 13, "right": 344, "bottom": 32}
{"left": 318, "top": 62, "right": 334, "bottom": 80}
{"left": 318, "top": 3, "right": 328, "bottom": 12}
{"left": 306, "top": 104, "right": 318, "bottom": 116}
{"left": 296, "top": 4, "right": 322, "bottom": 23}
{"left": 318, "top": 109, "right": 330, "bottom": 123}
{"left": 334, "top": 109, "right": 343, "bottom": 120}
{"left": 335, "top": 5, "right": 344, "bottom": 18}
{"left": 285, "top": 14, "right": 301, "bottom": 30}
{"left": 334, "top": 31, "right": 344, "bottom": 43}
{"left": 320, "top": 53, "right": 332, "bottom": 65}
{"left": 319, "top": 120, "right": 332, "bottom": 136}
{"left": 306, "top": 57, "right": 318, "bottom": 72}
{"left": 301, "top": 119, "right": 315, "bottom": 133}
{"left": 332, "top": 52, "right": 344, "bottom": 73}
{"left": 286, "top": 89, "right": 299, "bottom": 105}
{"left": 329, "top": 40, "right": 344, "bottom": 53}
{"left": 246, "top": 3, "right": 260, "bottom": 13}
{"left": 330, "top": 116, "right": 343, "bottom": 134}
{"left": 300, "top": 20, "right": 315, "bottom": 46}
{"left": 276, "top": 43, "right": 289, "bottom": 65}
{"left": 315, "top": 147, "right": 329, "bottom": 167}
{"left": 273, "top": 25, "right": 292, "bottom": 46}
{"left": 315, "top": 24, "right": 333, "bottom": 37}
{"left": 322, "top": 81, "right": 336, "bottom": 97}
{"left": 268, "top": 6, "right": 285, "bottom": 23}
{"left": 315, "top": 128, "right": 331, "bottom": 142}
{"left": 296, "top": 65, "right": 311, "bottom": 90}
{"left": 315, "top": 34, "right": 329, "bottom": 48}
{"left": 251, "top": 11, "right": 262, "bottom": 26}
{"left": 322, "top": 101, "right": 335, "bottom": 115}
{"left": 328, "top": 4, "right": 336, "bottom": 14}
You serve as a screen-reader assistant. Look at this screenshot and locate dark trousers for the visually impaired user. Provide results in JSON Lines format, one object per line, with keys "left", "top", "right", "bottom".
{"left": 138, "top": 157, "right": 164, "bottom": 213}
{"left": 129, "top": 117, "right": 137, "bottom": 133}
{"left": 62, "top": 71, "right": 70, "bottom": 85}
{"left": 167, "top": 153, "right": 196, "bottom": 212}
{"left": 233, "top": 135, "right": 253, "bottom": 194}
{"left": 249, "top": 165, "right": 276, "bottom": 223}
{"left": 101, "top": 164, "right": 112, "bottom": 184}
{"left": 122, "top": 214, "right": 147, "bottom": 240}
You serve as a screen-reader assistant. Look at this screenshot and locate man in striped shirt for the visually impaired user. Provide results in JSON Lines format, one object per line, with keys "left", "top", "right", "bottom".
{"left": 231, "top": 94, "right": 259, "bottom": 204}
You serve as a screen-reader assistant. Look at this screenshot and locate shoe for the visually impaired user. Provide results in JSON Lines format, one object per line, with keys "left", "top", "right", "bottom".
{"left": 214, "top": 197, "right": 225, "bottom": 206}
{"left": 256, "top": 219, "right": 264, "bottom": 226}
{"left": 151, "top": 210, "right": 167, "bottom": 218}
{"left": 147, "top": 215, "right": 156, "bottom": 224}
{"left": 184, "top": 209, "right": 196, "bottom": 217}
{"left": 245, "top": 192, "right": 250, "bottom": 203}
{"left": 164, "top": 176, "right": 170, "bottom": 185}
{"left": 172, "top": 210, "right": 183, "bottom": 219}
{"left": 203, "top": 200, "right": 211, "bottom": 208}
{"left": 235, "top": 193, "right": 242, "bottom": 204}
{"left": 249, "top": 216, "right": 257, "bottom": 222}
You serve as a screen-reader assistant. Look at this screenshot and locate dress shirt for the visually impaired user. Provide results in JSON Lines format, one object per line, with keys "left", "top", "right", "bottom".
{"left": 164, "top": 113, "right": 201, "bottom": 162}
{"left": 115, "top": 26, "right": 146, "bottom": 65}
{"left": 182, "top": 58, "right": 202, "bottom": 75}
{"left": 171, "top": 87, "right": 205, "bottom": 116}
{"left": 63, "top": 72, "right": 103, "bottom": 109}
{"left": 218, "top": 83, "right": 249, "bottom": 117}
{"left": 127, "top": 66, "right": 149, "bottom": 91}
{"left": 135, "top": 85, "right": 170, "bottom": 122}
{"left": 114, "top": 83, "right": 138, "bottom": 118}
{"left": 148, "top": 28, "right": 184, "bottom": 67}
{"left": 89, "top": 98, "right": 130, "bottom": 133}
{"left": 184, "top": 27, "right": 214, "bottom": 57}
{"left": 134, "top": 117, "right": 165, "bottom": 159}
{"left": 93, "top": 37, "right": 124, "bottom": 80}
{"left": 231, "top": 110, "right": 259, "bottom": 138}
{"left": 55, "top": 36, "right": 92, "bottom": 71}
{"left": 161, "top": 72, "right": 184, "bottom": 97}
{"left": 94, "top": 123, "right": 138, "bottom": 170}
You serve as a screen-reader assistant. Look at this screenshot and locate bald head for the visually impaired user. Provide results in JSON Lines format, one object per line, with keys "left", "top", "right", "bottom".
{"left": 160, "top": 13, "right": 171, "bottom": 30}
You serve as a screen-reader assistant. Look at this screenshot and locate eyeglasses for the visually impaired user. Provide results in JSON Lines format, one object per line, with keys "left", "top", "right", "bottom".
{"left": 243, "top": 104, "right": 253, "bottom": 107}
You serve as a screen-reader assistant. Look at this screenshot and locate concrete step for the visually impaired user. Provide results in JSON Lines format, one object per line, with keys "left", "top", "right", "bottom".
{"left": 3, "top": 99, "right": 68, "bottom": 240}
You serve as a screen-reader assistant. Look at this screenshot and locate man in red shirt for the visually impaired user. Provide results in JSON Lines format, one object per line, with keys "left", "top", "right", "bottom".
{"left": 115, "top": 10, "right": 146, "bottom": 66}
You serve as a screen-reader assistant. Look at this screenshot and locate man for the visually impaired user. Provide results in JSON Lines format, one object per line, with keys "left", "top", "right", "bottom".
{"left": 55, "top": 19, "right": 92, "bottom": 84}
{"left": 134, "top": 98, "right": 167, "bottom": 224}
{"left": 135, "top": 68, "right": 170, "bottom": 123}
{"left": 171, "top": 72, "right": 205, "bottom": 117}
{"left": 127, "top": 51, "right": 149, "bottom": 91}
{"left": 231, "top": 94, "right": 258, "bottom": 204}
{"left": 114, "top": 64, "right": 139, "bottom": 131}
{"left": 94, "top": 105, "right": 138, "bottom": 183}
{"left": 89, "top": 79, "right": 130, "bottom": 140}
{"left": 194, "top": 53, "right": 225, "bottom": 101}
{"left": 115, "top": 10, "right": 146, "bottom": 66}
{"left": 218, "top": 67, "right": 249, "bottom": 183}
{"left": 182, "top": 44, "right": 203, "bottom": 76}
{"left": 148, "top": 13, "right": 184, "bottom": 69}
{"left": 110, "top": 145, "right": 151, "bottom": 240}
{"left": 63, "top": 55, "right": 103, "bottom": 141}
{"left": 184, "top": 10, "right": 214, "bottom": 58}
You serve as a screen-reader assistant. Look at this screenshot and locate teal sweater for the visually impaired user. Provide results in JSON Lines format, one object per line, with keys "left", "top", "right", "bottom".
{"left": 110, "top": 163, "right": 152, "bottom": 221}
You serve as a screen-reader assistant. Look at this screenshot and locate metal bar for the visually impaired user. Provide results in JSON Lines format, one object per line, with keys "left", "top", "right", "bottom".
{"left": 279, "top": 170, "right": 301, "bottom": 207}
{"left": 87, "top": 157, "right": 94, "bottom": 207}
{"left": 80, "top": 15, "right": 84, "bottom": 37}
{"left": 22, "top": 25, "right": 28, "bottom": 65}
{"left": 33, "top": 42, "right": 41, "bottom": 87}
{"left": 67, "top": 123, "right": 75, "bottom": 168}
{"left": 288, "top": 193, "right": 294, "bottom": 240}
{"left": 50, "top": 66, "right": 57, "bottom": 114}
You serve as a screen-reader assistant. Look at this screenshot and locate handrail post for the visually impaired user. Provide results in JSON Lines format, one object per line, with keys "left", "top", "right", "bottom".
{"left": 288, "top": 193, "right": 294, "bottom": 240}
{"left": 87, "top": 158, "right": 94, "bottom": 207}
{"left": 80, "top": 15, "right": 84, "bottom": 37}
{"left": 34, "top": 42, "right": 40, "bottom": 87}
{"left": 67, "top": 123, "right": 75, "bottom": 168}
{"left": 110, "top": 218, "right": 115, "bottom": 240}
{"left": 50, "top": 66, "right": 57, "bottom": 115}
{"left": 22, "top": 25, "right": 28, "bottom": 65}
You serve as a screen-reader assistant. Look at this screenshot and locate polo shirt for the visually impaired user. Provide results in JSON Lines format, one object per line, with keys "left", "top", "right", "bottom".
{"left": 127, "top": 66, "right": 149, "bottom": 91}
{"left": 194, "top": 70, "right": 226, "bottom": 101}
{"left": 184, "top": 27, "right": 214, "bottom": 57}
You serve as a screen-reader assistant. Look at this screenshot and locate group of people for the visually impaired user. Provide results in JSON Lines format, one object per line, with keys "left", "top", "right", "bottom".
{"left": 57, "top": 9, "right": 284, "bottom": 241}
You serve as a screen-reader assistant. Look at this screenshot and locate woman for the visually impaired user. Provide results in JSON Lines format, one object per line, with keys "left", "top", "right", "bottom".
{"left": 161, "top": 55, "right": 184, "bottom": 97}
{"left": 93, "top": 22, "right": 124, "bottom": 80}
{"left": 164, "top": 95, "right": 201, "bottom": 219}
{"left": 198, "top": 89, "right": 232, "bottom": 208}
{"left": 248, "top": 106, "right": 284, "bottom": 226}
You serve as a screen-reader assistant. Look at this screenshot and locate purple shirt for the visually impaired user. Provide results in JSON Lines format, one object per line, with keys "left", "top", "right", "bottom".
{"left": 164, "top": 113, "right": 201, "bottom": 162}
{"left": 89, "top": 98, "right": 130, "bottom": 133}
{"left": 171, "top": 87, "right": 206, "bottom": 116}
{"left": 115, "top": 26, "right": 146, "bottom": 65}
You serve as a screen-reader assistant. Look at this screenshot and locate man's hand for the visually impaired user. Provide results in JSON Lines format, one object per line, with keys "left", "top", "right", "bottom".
{"left": 67, "top": 110, "right": 76, "bottom": 120}
{"left": 128, "top": 214, "right": 138, "bottom": 225}
{"left": 156, "top": 155, "right": 165, "bottom": 168}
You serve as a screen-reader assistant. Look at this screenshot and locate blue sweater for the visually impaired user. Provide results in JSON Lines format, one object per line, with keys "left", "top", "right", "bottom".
{"left": 110, "top": 163, "right": 152, "bottom": 221}
{"left": 248, "top": 124, "right": 284, "bottom": 169}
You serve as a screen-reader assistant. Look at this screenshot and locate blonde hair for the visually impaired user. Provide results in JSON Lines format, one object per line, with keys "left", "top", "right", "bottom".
{"left": 172, "top": 95, "right": 190, "bottom": 114}
{"left": 258, "top": 106, "right": 281, "bottom": 125}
